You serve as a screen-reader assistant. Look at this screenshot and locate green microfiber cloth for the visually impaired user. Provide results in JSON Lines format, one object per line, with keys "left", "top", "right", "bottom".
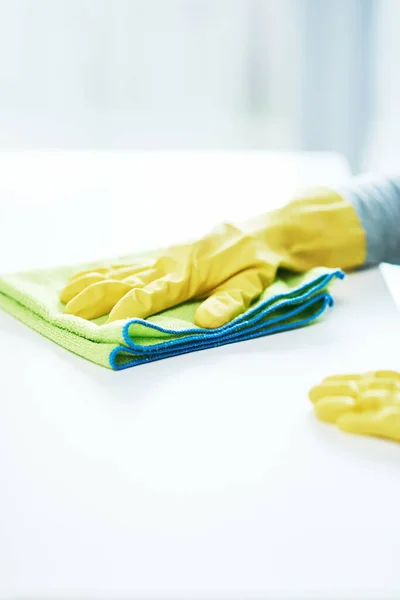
{"left": 0, "top": 254, "right": 344, "bottom": 370}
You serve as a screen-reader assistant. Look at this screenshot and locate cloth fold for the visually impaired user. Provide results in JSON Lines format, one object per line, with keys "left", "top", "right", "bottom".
{"left": 0, "top": 255, "right": 344, "bottom": 370}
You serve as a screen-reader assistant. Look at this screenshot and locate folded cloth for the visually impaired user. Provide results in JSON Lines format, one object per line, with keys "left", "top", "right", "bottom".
{"left": 0, "top": 254, "right": 344, "bottom": 370}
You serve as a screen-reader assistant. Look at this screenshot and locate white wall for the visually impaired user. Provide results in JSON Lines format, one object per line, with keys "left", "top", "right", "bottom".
{"left": 364, "top": 0, "right": 400, "bottom": 171}
{"left": 0, "top": 0, "right": 302, "bottom": 149}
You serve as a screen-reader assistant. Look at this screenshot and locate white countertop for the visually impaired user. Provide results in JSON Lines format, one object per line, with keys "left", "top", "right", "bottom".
{"left": 1, "top": 151, "right": 400, "bottom": 599}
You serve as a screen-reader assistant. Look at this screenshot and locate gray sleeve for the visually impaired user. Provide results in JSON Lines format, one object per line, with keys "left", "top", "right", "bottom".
{"left": 336, "top": 175, "right": 400, "bottom": 265}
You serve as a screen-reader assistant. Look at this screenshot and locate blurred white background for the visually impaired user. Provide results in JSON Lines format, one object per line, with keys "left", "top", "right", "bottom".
{"left": 0, "top": 0, "right": 397, "bottom": 173}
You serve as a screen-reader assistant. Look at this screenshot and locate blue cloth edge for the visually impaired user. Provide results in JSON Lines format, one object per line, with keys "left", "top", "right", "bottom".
{"left": 109, "top": 270, "right": 344, "bottom": 370}
{"left": 121, "top": 270, "right": 344, "bottom": 347}
{"left": 110, "top": 293, "right": 332, "bottom": 370}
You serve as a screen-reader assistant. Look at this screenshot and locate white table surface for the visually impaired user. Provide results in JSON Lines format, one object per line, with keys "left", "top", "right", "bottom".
{"left": 1, "top": 151, "right": 400, "bottom": 599}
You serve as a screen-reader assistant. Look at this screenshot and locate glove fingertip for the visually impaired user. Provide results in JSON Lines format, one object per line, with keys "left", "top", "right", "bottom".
{"left": 314, "top": 396, "right": 354, "bottom": 424}
{"left": 337, "top": 411, "right": 377, "bottom": 436}
{"left": 60, "top": 273, "right": 107, "bottom": 304}
{"left": 194, "top": 295, "right": 244, "bottom": 329}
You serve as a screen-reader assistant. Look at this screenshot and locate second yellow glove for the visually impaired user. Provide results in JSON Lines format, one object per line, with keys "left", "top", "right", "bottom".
{"left": 309, "top": 371, "right": 400, "bottom": 443}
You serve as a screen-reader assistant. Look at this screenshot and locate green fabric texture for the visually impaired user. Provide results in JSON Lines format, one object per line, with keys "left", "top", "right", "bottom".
{"left": 0, "top": 255, "right": 343, "bottom": 370}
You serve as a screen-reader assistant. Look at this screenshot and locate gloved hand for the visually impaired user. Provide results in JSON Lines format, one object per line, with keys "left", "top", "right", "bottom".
{"left": 61, "top": 224, "right": 282, "bottom": 326}
{"left": 309, "top": 370, "right": 400, "bottom": 442}
{"left": 60, "top": 188, "right": 366, "bottom": 327}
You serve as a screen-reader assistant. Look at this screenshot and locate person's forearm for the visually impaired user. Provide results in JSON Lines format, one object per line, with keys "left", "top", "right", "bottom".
{"left": 336, "top": 175, "right": 400, "bottom": 266}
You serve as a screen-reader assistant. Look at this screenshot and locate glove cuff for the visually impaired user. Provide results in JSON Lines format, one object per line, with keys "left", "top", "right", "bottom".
{"left": 244, "top": 188, "right": 366, "bottom": 271}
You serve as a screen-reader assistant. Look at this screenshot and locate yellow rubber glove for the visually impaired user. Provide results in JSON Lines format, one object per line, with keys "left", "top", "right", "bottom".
{"left": 61, "top": 224, "right": 282, "bottom": 326}
{"left": 309, "top": 371, "right": 400, "bottom": 443}
{"left": 60, "top": 188, "right": 366, "bottom": 327}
